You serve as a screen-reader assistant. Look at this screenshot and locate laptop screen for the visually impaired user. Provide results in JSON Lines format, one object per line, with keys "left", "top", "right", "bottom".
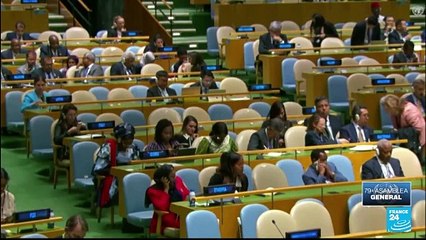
{"left": 202, "top": 65, "right": 222, "bottom": 71}
{"left": 285, "top": 228, "right": 321, "bottom": 238}
{"left": 14, "top": 208, "right": 51, "bottom": 223}
{"left": 46, "top": 95, "right": 72, "bottom": 104}
{"left": 203, "top": 184, "right": 236, "bottom": 196}
{"left": 87, "top": 121, "right": 115, "bottom": 130}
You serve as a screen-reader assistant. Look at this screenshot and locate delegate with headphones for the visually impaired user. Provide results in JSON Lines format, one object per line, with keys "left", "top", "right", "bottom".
{"left": 361, "top": 139, "right": 405, "bottom": 180}
{"left": 339, "top": 105, "right": 374, "bottom": 143}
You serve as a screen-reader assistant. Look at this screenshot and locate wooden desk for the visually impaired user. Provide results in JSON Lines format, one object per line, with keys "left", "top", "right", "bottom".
{"left": 1, "top": 216, "right": 64, "bottom": 238}
{"left": 111, "top": 147, "right": 380, "bottom": 218}
{"left": 351, "top": 91, "right": 404, "bottom": 130}
{"left": 223, "top": 38, "right": 251, "bottom": 70}
{"left": 259, "top": 50, "right": 398, "bottom": 89}
{"left": 170, "top": 177, "right": 424, "bottom": 238}
{"left": 302, "top": 67, "right": 423, "bottom": 107}
{"left": 1, "top": 9, "right": 48, "bottom": 32}
{"left": 331, "top": 227, "right": 425, "bottom": 238}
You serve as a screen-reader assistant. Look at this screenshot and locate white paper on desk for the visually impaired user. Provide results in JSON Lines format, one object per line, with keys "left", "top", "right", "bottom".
{"left": 74, "top": 134, "right": 102, "bottom": 139}
{"left": 229, "top": 97, "right": 250, "bottom": 101}
{"left": 266, "top": 152, "right": 282, "bottom": 157}
{"left": 349, "top": 145, "right": 376, "bottom": 151}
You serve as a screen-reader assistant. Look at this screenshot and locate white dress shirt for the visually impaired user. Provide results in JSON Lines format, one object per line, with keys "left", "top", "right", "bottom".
{"left": 376, "top": 156, "right": 395, "bottom": 179}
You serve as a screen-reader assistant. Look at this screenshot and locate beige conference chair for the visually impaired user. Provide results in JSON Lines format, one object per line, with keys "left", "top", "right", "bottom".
{"left": 320, "top": 37, "right": 345, "bottom": 54}
{"left": 349, "top": 202, "right": 386, "bottom": 233}
{"left": 71, "top": 90, "right": 97, "bottom": 103}
{"left": 290, "top": 37, "right": 314, "bottom": 54}
{"left": 235, "top": 129, "right": 257, "bottom": 151}
{"left": 38, "top": 30, "right": 62, "bottom": 42}
{"left": 141, "top": 63, "right": 164, "bottom": 76}
{"left": 281, "top": 20, "right": 300, "bottom": 31}
{"left": 183, "top": 107, "right": 211, "bottom": 123}
{"left": 70, "top": 48, "right": 91, "bottom": 59}
{"left": 284, "top": 126, "right": 307, "bottom": 148}
{"left": 391, "top": 147, "right": 423, "bottom": 177}
{"left": 148, "top": 107, "right": 182, "bottom": 125}
{"left": 251, "top": 23, "right": 267, "bottom": 32}
{"left": 95, "top": 113, "right": 124, "bottom": 126}
{"left": 107, "top": 88, "right": 134, "bottom": 101}
{"left": 257, "top": 210, "right": 297, "bottom": 238}
{"left": 290, "top": 201, "right": 335, "bottom": 237}
{"left": 101, "top": 47, "right": 124, "bottom": 63}
{"left": 220, "top": 77, "right": 249, "bottom": 100}
{"left": 198, "top": 166, "right": 217, "bottom": 189}
{"left": 294, "top": 59, "right": 315, "bottom": 103}
{"left": 412, "top": 200, "right": 425, "bottom": 227}
{"left": 283, "top": 101, "right": 303, "bottom": 116}
{"left": 64, "top": 27, "right": 91, "bottom": 44}
{"left": 252, "top": 163, "right": 288, "bottom": 190}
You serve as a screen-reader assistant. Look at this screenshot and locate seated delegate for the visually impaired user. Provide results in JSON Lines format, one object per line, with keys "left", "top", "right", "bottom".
{"left": 302, "top": 149, "right": 348, "bottom": 185}
{"left": 248, "top": 117, "right": 285, "bottom": 150}
{"left": 305, "top": 114, "right": 348, "bottom": 146}
{"left": 20, "top": 76, "right": 48, "bottom": 113}
{"left": 144, "top": 119, "right": 180, "bottom": 152}
{"left": 174, "top": 115, "right": 199, "bottom": 148}
{"left": 196, "top": 122, "right": 238, "bottom": 154}
{"left": 208, "top": 152, "right": 248, "bottom": 192}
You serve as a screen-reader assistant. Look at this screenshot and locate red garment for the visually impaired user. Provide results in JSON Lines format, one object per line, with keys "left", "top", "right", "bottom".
{"left": 146, "top": 176, "right": 189, "bottom": 234}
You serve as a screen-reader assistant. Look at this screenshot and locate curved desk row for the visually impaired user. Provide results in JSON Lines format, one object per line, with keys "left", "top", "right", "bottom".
{"left": 1, "top": 216, "right": 64, "bottom": 238}
{"left": 170, "top": 176, "right": 425, "bottom": 237}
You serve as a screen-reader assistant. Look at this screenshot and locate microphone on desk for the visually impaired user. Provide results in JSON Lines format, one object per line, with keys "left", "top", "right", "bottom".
{"left": 272, "top": 219, "right": 285, "bottom": 238}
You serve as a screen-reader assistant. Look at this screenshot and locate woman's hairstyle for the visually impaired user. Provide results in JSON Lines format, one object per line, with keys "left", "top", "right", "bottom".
{"left": 154, "top": 119, "right": 174, "bottom": 143}
{"left": 200, "top": 70, "right": 214, "bottom": 80}
{"left": 306, "top": 113, "right": 323, "bottom": 131}
{"left": 58, "top": 103, "right": 78, "bottom": 126}
{"left": 210, "top": 122, "right": 228, "bottom": 137}
{"left": 217, "top": 151, "right": 242, "bottom": 178}
{"left": 188, "top": 52, "right": 206, "bottom": 71}
{"left": 380, "top": 94, "right": 405, "bottom": 115}
{"left": 66, "top": 55, "right": 79, "bottom": 68}
{"left": 150, "top": 33, "right": 164, "bottom": 47}
{"left": 268, "top": 100, "right": 287, "bottom": 121}
{"left": 1, "top": 168, "right": 10, "bottom": 181}
{"left": 65, "top": 215, "right": 89, "bottom": 232}
{"left": 181, "top": 115, "right": 198, "bottom": 134}
{"left": 33, "top": 75, "right": 46, "bottom": 85}
{"left": 145, "top": 164, "right": 181, "bottom": 208}
{"left": 311, "top": 13, "right": 325, "bottom": 28}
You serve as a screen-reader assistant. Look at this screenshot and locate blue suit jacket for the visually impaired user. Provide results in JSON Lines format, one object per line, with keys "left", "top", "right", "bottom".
{"left": 405, "top": 93, "right": 425, "bottom": 114}
{"left": 40, "top": 44, "right": 69, "bottom": 58}
{"left": 1, "top": 48, "right": 28, "bottom": 60}
{"left": 305, "top": 130, "right": 337, "bottom": 146}
{"left": 258, "top": 32, "right": 288, "bottom": 54}
{"left": 361, "top": 157, "right": 404, "bottom": 180}
{"left": 387, "top": 30, "right": 405, "bottom": 44}
{"left": 302, "top": 162, "right": 348, "bottom": 185}
{"left": 339, "top": 123, "right": 374, "bottom": 143}
{"left": 304, "top": 115, "right": 342, "bottom": 138}
{"left": 5, "top": 32, "right": 34, "bottom": 41}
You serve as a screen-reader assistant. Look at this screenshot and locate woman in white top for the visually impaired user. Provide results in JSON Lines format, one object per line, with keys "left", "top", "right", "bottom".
{"left": 1, "top": 168, "right": 15, "bottom": 224}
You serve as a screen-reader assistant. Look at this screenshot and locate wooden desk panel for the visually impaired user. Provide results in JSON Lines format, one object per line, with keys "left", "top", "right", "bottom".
{"left": 259, "top": 51, "right": 393, "bottom": 89}
{"left": 171, "top": 177, "right": 424, "bottom": 238}
{"left": 302, "top": 68, "right": 420, "bottom": 107}
{"left": 1, "top": 10, "right": 48, "bottom": 32}
{"left": 111, "top": 149, "right": 375, "bottom": 218}
{"left": 223, "top": 38, "right": 250, "bottom": 70}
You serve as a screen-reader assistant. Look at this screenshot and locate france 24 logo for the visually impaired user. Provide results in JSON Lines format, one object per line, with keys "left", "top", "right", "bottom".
{"left": 387, "top": 207, "right": 412, "bottom": 232}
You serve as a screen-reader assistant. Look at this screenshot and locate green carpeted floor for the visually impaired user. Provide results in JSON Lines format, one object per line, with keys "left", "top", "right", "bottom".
{"left": 1, "top": 134, "right": 142, "bottom": 238}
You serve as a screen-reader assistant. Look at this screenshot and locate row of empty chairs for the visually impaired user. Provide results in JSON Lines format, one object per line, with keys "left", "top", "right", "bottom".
{"left": 186, "top": 196, "right": 425, "bottom": 238}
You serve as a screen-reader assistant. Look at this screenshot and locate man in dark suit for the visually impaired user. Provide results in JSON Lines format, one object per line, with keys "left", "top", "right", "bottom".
{"left": 247, "top": 117, "right": 285, "bottom": 150}
{"left": 258, "top": 21, "right": 288, "bottom": 54}
{"left": 361, "top": 139, "right": 404, "bottom": 179}
{"left": 40, "top": 35, "right": 69, "bottom": 58}
{"left": 304, "top": 96, "right": 342, "bottom": 140}
{"left": 303, "top": 149, "right": 348, "bottom": 185}
{"left": 146, "top": 70, "right": 177, "bottom": 103}
{"left": 74, "top": 52, "right": 104, "bottom": 83}
{"left": 1, "top": 38, "right": 28, "bottom": 60}
{"left": 339, "top": 105, "right": 374, "bottom": 143}
{"left": 405, "top": 78, "right": 425, "bottom": 116}
{"left": 350, "top": 16, "right": 382, "bottom": 46}
{"left": 392, "top": 40, "right": 418, "bottom": 66}
{"left": 1, "top": 66, "right": 12, "bottom": 81}
{"left": 388, "top": 19, "right": 412, "bottom": 45}
{"left": 110, "top": 51, "right": 139, "bottom": 81}
{"left": 190, "top": 70, "right": 218, "bottom": 95}
{"left": 5, "top": 21, "right": 34, "bottom": 41}
{"left": 107, "top": 15, "right": 126, "bottom": 38}
{"left": 31, "top": 56, "right": 64, "bottom": 85}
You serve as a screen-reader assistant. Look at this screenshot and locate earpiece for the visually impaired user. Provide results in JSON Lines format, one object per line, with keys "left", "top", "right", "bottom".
{"left": 352, "top": 104, "right": 361, "bottom": 122}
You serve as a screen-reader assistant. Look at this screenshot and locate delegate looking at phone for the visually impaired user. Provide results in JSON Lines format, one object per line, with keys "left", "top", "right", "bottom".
{"left": 302, "top": 149, "right": 348, "bottom": 185}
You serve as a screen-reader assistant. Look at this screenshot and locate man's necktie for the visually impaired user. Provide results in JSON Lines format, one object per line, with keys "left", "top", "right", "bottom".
{"left": 357, "top": 126, "right": 365, "bottom": 142}
{"left": 126, "top": 68, "right": 132, "bottom": 80}
{"left": 326, "top": 119, "right": 334, "bottom": 140}
{"left": 386, "top": 165, "right": 394, "bottom": 178}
